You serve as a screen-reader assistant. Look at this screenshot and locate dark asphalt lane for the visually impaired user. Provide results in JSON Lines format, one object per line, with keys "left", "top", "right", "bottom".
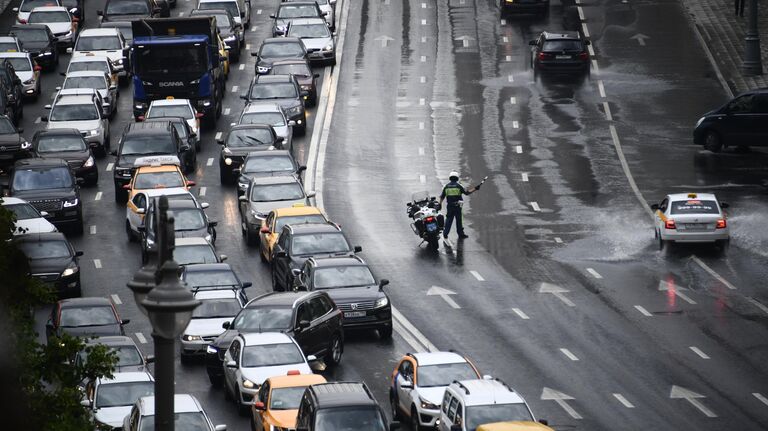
{"left": 323, "top": 0, "right": 768, "bottom": 430}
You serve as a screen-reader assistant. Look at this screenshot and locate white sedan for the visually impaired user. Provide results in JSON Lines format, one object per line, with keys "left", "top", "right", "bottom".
{"left": 2, "top": 197, "right": 58, "bottom": 235}
{"left": 651, "top": 192, "right": 730, "bottom": 249}
{"left": 144, "top": 98, "right": 202, "bottom": 150}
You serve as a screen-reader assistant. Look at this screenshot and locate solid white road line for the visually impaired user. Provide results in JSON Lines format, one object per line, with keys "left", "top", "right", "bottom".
{"left": 93, "top": 259, "right": 102, "bottom": 269}
{"left": 111, "top": 294, "right": 122, "bottom": 305}
{"left": 135, "top": 332, "right": 147, "bottom": 344}
{"left": 206, "top": 158, "right": 214, "bottom": 166}
{"left": 560, "top": 348, "right": 579, "bottom": 361}
{"left": 746, "top": 297, "right": 768, "bottom": 315}
{"left": 521, "top": 172, "right": 528, "bottom": 182}
{"left": 691, "top": 256, "right": 737, "bottom": 290}
{"left": 690, "top": 346, "right": 710, "bottom": 359}
{"left": 529, "top": 201, "right": 540, "bottom": 212}
{"left": 392, "top": 307, "right": 438, "bottom": 351}
{"left": 470, "top": 270, "right": 485, "bottom": 281}
{"left": 106, "top": 162, "right": 114, "bottom": 172}
{"left": 581, "top": 23, "right": 590, "bottom": 37}
{"left": 635, "top": 305, "right": 652, "bottom": 317}
{"left": 577, "top": 6, "right": 585, "bottom": 21}
{"left": 586, "top": 268, "right": 603, "bottom": 279}
{"left": 199, "top": 187, "right": 207, "bottom": 197}
{"left": 512, "top": 120, "right": 519, "bottom": 128}
{"left": 613, "top": 393, "right": 635, "bottom": 408}
{"left": 588, "top": 43, "right": 596, "bottom": 57}
{"left": 393, "top": 319, "right": 427, "bottom": 352}
{"left": 603, "top": 102, "right": 612, "bottom": 121}
{"left": 515, "top": 145, "right": 522, "bottom": 154}
{"left": 753, "top": 393, "right": 768, "bottom": 407}
{"left": 512, "top": 308, "right": 530, "bottom": 320}
{"left": 554, "top": 237, "right": 563, "bottom": 243}
{"left": 94, "top": 192, "right": 102, "bottom": 201}
{"left": 609, "top": 124, "right": 655, "bottom": 219}
{"left": 89, "top": 225, "right": 96, "bottom": 235}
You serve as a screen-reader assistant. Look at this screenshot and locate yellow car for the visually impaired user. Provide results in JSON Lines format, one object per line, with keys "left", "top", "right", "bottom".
{"left": 123, "top": 156, "right": 195, "bottom": 203}
{"left": 251, "top": 372, "right": 327, "bottom": 431}
{"left": 217, "top": 33, "right": 230, "bottom": 78}
{"left": 257, "top": 206, "right": 329, "bottom": 262}
{"left": 477, "top": 422, "right": 555, "bottom": 431}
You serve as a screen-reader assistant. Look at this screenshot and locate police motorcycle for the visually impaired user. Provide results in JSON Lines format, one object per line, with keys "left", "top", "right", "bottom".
{"left": 406, "top": 191, "right": 445, "bottom": 250}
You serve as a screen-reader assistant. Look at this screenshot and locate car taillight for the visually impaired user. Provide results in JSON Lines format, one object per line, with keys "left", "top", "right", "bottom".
{"left": 665, "top": 220, "right": 676, "bottom": 230}
{"left": 716, "top": 219, "right": 727, "bottom": 229}
{"left": 579, "top": 51, "right": 589, "bottom": 60}
{"left": 538, "top": 52, "right": 550, "bottom": 60}
{"left": 425, "top": 217, "right": 434, "bottom": 222}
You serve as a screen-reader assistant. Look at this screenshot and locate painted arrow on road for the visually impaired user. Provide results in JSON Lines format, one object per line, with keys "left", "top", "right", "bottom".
{"left": 538, "top": 282, "right": 575, "bottom": 307}
{"left": 375, "top": 35, "right": 395, "bottom": 48}
{"left": 427, "top": 286, "right": 460, "bottom": 309}
{"left": 541, "top": 388, "right": 582, "bottom": 419}
{"left": 658, "top": 280, "right": 696, "bottom": 305}
{"left": 670, "top": 386, "right": 717, "bottom": 417}
{"left": 630, "top": 33, "right": 650, "bottom": 46}
{"left": 454, "top": 35, "right": 475, "bottom": 48}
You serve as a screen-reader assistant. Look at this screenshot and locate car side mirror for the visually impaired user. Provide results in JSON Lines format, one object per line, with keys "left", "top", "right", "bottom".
{"left": 720, "top": 202, "right": 729, "bottom": 209}
{"left": 121, "top": 319, "right": 130, "bottom": 325}
{"left": 379, "top": 279, "right": 389, "bottom": 289}
{"left": 12, "top": 7, "right": 18, "bottom": 12}
{"left": 240, "top": 94, "right": 248, "bottom": 101}
{"left": 122, "top": 184, "right": 131, "bottom": 190}
{"left": 201, "top": 202, "right": 209, "bottom": 209}
{"left": 269, "top": 14, "right": 276, "bottom": 18}
{"left": 584, "top": 40, "right": 591, "bottom": 45}
{"left": 16, "top": 127, "right": 23, "bottom": 133}
{"left": 75, "top": 251, "right": 84, "bottom": 257}
{"left": 291, "top": 268, "right": 301, "bottom": 277}
{"left": 225, "top": 360, "right": 237, "bottom": 368}
{"left": 44, "top": 104, "right": 52, "bottom": 110}
{"left": 214, "top": 425, "right": 227, "bottom": 431}
{"left": 216, "top": 138, "right": 224, "bottom": 145}
{"left": 306, "top": 191, "right": 316, "bottom": 198}
{"left": 186, "top": 180, "right": 196, "bottom": 187}
{"left": 40, "top": 211, "right": 48, "bottom": 217}
{"left": 650, "top": 203, "right": 659, "bottom": 211}
{"left": 400, "top": 380, "right": 413, "bottom": 389}
{"left": 298, "top": 165, "right": 307, "bottom": 173}
{"left": 275, "top": 251, "right": 287, "bottom": 258}
{"left": 354, "top": 245, "right": 362, "bottom": 253}
{"left": 80, "top": 399, "right": 91, "bottom": 407}
{"left": 242, "top": 282, "right": 252, "bottom": 288}
{"left": 313, "top": 73, "right": 319, "bottom": 78}
{"left": 145, "top": 355, "right": 155, "bottom": 363}
{"left": 297, "top": 319, "right": 310, "bottom": 330}
{"left": 288, "top": 120, "right": 296, "bottom": 127}
{"left": 306, "top": 354, "right": 317, "bottom": 362}
{"left": 222, "top": 321, "right": 231, "bottom": 329}
{"left": 110, "top": 150, "right": 117, "bottom": 156}
{"left": 40, "top": 117, "right": 48, "bottom": 122}
{"left": 254, "top": 401, "right": 265, "bottom": 410}
{"left": 219, "top": 254, "right": 228, "bottom": 262}
{"left": 66, "top": 47, "right": 73, "bottom": 54}
{"left": 55, "top": 86, "right": 61, "bottom": 91}
{"left": 209, "top": 221, "right": 218, "bottom": 227}
{"left": 238, "top": 195, "right": 247, "bottom": 202}
{"left": 528, "top": 40, "right": 537, "bottom": 46}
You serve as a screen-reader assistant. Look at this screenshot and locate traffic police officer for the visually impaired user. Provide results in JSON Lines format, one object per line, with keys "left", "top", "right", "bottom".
{"left": 438, "top": 171, "right": 478, "bottom": 240}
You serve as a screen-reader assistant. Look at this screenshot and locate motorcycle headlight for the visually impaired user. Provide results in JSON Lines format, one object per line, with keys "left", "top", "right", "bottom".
{"left": 420, "top": 400, "right": 439, "bottom": 410}
{"left": 375, "top": 296, "right": 389, "bottom": 308}
{"left": 62, "top": 264, "right": 79, "bottom": 278}
{"left": 182, "top": 334, "right": 203, "bottom": 341}
{"left": 257, "top": 66, "right": 269, "bottom": 73}
{"left": 242, "top": 379, "right": 255, "bottom": 389}
{"left": 695, "top": 116, "right": 705, "bottom": 128}
{"left": 63, "top": 198, "right": 79, "bottom": 208}
{"left": 206, "top": 345, "right": 218, "bottom": 354}
{"left": 20, "top": 141, "right": 31, "bottom": 150}
{"left": 324, "top": 43, "right": 334, "bottom": 51}
{"left": 82, "top": 156, "right": 94, "bottom": 168}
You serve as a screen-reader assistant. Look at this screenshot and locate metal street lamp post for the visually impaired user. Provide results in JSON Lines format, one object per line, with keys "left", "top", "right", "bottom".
{"left": 742, "top": 0, "right": 763, "bottom": 76}
{"left": 127, "top": 196, "right": 199, "bottom": 431}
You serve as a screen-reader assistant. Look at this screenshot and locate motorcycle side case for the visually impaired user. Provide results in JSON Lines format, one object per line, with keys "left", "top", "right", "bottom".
{"left": 437, "top": 214, "right": 445, "bottom": 229}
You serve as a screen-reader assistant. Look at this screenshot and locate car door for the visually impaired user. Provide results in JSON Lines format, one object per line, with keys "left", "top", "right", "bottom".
{"left": 753, "top": 94, "right": 768, "bottom": 145}
{"left": 655, "top": 197, "right": 669, "bottom": 233}
{"left": 291, "top": 301, "right": 315, "bottom": 355}
{"left": 127, "top": 192, "right": 147, "bottom": 231}
{"left": 438, "top": 392, "right": 455, "bottom": 431}
{"left": 223, "top": 338, "right": 241, "bottom": 396}
{"left": 307, "top": 296, "right": 333, "bottom": 356}
{"left": 253, "top": 381, "right": 269, "bottom": 431}
{"left": 272, "top": 231, "right": 291, "bottom": 285}
{"left": 721, "top": 94, "right": 757, "bottom": 145}
{"left": 395, "top": 359, "right": 415, "bottom": 414}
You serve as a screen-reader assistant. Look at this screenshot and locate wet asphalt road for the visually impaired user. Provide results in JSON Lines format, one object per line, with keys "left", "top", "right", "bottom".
{"left": 6, "top": 0, "right": 768, "bottom": 429}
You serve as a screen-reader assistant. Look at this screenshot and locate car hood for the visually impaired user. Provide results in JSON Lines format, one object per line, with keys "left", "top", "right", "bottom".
{"left": 41, "top": 22, "right": 72, "bottom": 34}
{"left": 414, "top": 386, "right": 448, "bottom": 407}
{"left": 0, "top": 133, "right": 23, "bottom": 144}
{"left": 258, "top": 55, "right": 304, "bottom": 68}
{"left": 28, "top": 256, "right": 72, "bottom": 274}
{"left": 185, "top": 317, "right": 231, "bottom": 337}
{"left": 241, "top": 363, "right": 311, "bottom": 387}
{"left": 174, "top": 228, "right": 210, "bottom": 240}
{"left": 321, "top": 285, "right": 382, "bottom": 303}
{"left": 211, "top": 329, "right": 238, "bottom": 350}
{"left": 94, "top": 405, "right": 132, "bottom": 427}
{"left": 73, "top": 50, "right": 122, "bottom": 62}
{"left": 248, "top": 198, "right": 307, "bottom": 215}
{"left": 16, "top": 70, "right": 33, "bottom": 81}
{"left": 14, "top": 217, "right": 57, "bottom": 235}
{"left": 47, "top": 120, "right": 101, "bottom": 132}
{"left": 12, "top": 187, "right": 76, "bottom": 201}
{"left": 300, "top": 37, "right": 332, "bottom": 50}
{"left": 59, "top": 323, "right": 122, "bottom": 338}
{"left": 266, "top": 409, "right": 299, "bottom": 428}
{"left": 18, "top": 40, "right": 50, "bottom": 52}
{"left": 38, "top": 149, "right": 89, "bottom": 164}
{"left": 225, "top": 145, "right": 273, "bottom": 157}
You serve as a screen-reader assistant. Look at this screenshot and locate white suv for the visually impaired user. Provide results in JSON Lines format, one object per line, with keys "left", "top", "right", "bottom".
{"left": 123, "top": 394, "right": 226, "bottom": 431}
{"left": 71, "top": 28, "right": 128, "bottom": 82}
{"left": 438, "top": 378, "right": 542, "bottom": 431}
{"left": 44, "top": 88, "right": 110, "bottom": 156}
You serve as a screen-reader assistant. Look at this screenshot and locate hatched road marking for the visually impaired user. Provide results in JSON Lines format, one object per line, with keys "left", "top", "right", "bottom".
{"left": 135, "top": 332, "right": 147, "bottom": 344}
{"left": 613, "top": 393, "right": 635, "bottom": 408}
{"left": 560, "top": 348, "right": 579, "bottom": 361}
{"left": 690, "top": 346, "right": 710, "bottom": 359}
{"left": 470, "top": 271, "right": 485, "bottom": 281}
{"left": 512, "top": 308, "right": 530, "bottom": 320}
{"left": 635, "top": 305, "right": 652, "bottom": 317}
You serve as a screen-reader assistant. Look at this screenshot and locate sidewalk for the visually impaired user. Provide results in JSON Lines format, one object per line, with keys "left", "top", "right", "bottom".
{"left": 681, "top": 0, "right": 768, "bottom": 95}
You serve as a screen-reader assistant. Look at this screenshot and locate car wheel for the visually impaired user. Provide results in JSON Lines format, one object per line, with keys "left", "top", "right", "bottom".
{"left": 259, "top": 246, "right": 268, "bottom": 263}
{"left": 717, "top": 239, "right": 730, "bottom": 251}
{"left": 208, "top": 372, "right": 223, "bottom": 387}
{"left": 411, "top": 407, "right": 423, "bottom": 431}
{"left": 390, "top": 392, "right": 401, "bottom": 421}
{"left": 703, "top": 130, "right": 723, "bottom": 153}
{"left": 379, "top": 325, "right": 393, "bottom": 340}
{"left": 326, "top": 334, "right": 343, "bottom": 368}
{"left": 271, "top": 269, "right": 282, "bottom": 291}
{"left": 245, "top": 226, "right": 258, "bottom": 246}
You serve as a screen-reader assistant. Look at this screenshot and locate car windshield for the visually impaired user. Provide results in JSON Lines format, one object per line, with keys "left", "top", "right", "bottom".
{"left": 313, "top": 266, "right": 375, "bottom": 289}
{"left": 121, "top": 135, "right": 176, "bottom": 156}
{"left": 134, "top": 172, "right": 184, "bottom": 189}
{"left": 134, "top": 44, "right": 207, "bottom": 75}
{"left": 12, "top": 167, "right": 73, "bottom": 191}
{"left": 250, "top": 83, "right": 297, "bottom": 99}
{"left": 209, "top": 13, "right": 231, "bottom": 27}
{"left": 198, "top": 2, "right": 238, "bottom": 19}
{"left": 171, "top": 208, "right": 206, "bottom": 230}
{"left": 96, "top": 381, "right": 154, "bottom": 408}
{"left": 20, "top": 0, "right": 59, "bottom": 13}
{"left": 148, "top": 105, "right": 194, "bottom": 119}
{"left": 76, "top": 35, "right": 122, "bottom": 51}
{"left": 315, "top": 407, "right": 387, "bottom": 431}
{"left": 78, "top": 344, "right": 144, "bottom": 367}
{"left": 271, "top": 63, "right": 311, "bottom": 77}
{"left": 60, "top": 306, "right": 116, "bottom": 327}
{"left": 240, "top": 112, "right": 285, "bottom": 127}
{"left": 243, "top": 155, "right": 294, "bottom": 173}
{"left": 185, "top": 270, "right": 239, "bottom": 288}
{"left": 291, "top": 232, "right": 350, "bottom": 256}
{"left": 260, "top": 42, "right": 304, "bottom": 58}
{"left": 416, "top": 363, "right": 478, "bottom": 387}
{"left": 288, "top": 24, "right": 330, "bottom": 38}
{"left": 37, "top": 135, "right": 87, "bottom": 152}
{"left": 275, "top": 214, "right": 325, "bottom": 231}
{"left": 18, "top": 239, "right": 70, "bottom": 258}
{"left": 64, "top": 76, "right": 107, "bottom": 90}
{"left": 175, "top": 245, "right": 218, "bottom": 265}
{"left": 4, "top": 203, "right": 41, "bottom": 220}
{"left": 110, "top": 25, "right": 133, "bottom": 42}
{"left": 226, "top": 128, "right": 275, "bottom": 147}
{"left": 105, "top": 0, "right": 149, "bottom": 15}
{"left": 233, "top": 307, "right": 292, "bottom": 331}
{"left": 0, "top": 42, "right": 19, "bottom": 52}
{"left": 465, "top": 404, "right": 534, "bottom": 431}
{"left": 269, "top": 386, "right": 306, "bottom": 410}
{"left": 670, "top": 200, "right": 720, "bottom": 215}
{"left": 68, "top": 60, "right": 109, "bottom": 74}
{"left": 28, "top": 11, "right": 70, "bottom": 23}
{"left": 192, "top": 298, "right": 241, "bottom": 318}
{"left": 12, "top": 28, "right": 50, "bottom": 43}
{"left": 0, "top": 116, "right": 16, "bottom": 133}
{"left": 50, "top": 104, "right": 99, "bottom": 121}
{"left": 250, "top": 183, "right": 304, "bottom": 202}
{"left": 139, "top": 413, "right": 210, "bottom": 431}
{"left": 278, "top": 5, "right": 318, "bottom": 18}
{"left": 3, "top": 57, "right": 31, "bottom": 71}
{"left": 242, "top": 342, "right": 304, "bottom": 367}
{"left": 542, "top": 40, "right": 583, "bottom": 51}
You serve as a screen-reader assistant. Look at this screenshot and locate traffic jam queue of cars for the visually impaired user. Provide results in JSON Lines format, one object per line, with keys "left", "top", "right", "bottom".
{"left": 1, "top": 0, "right": 736, "bottom": 430}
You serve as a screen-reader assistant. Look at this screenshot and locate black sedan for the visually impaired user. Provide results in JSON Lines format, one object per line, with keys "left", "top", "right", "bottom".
{"left": 15, "top": 232, "right": 82, "bottom": 298}
{"left": 235, "top": 150, "right": 306, "bottom": 196}
{"left": 530, "top": 31, "right": 590, "bottom": 74}
{"left": 217, "top": 124, "right": 284, "bottom": 184}
{"left": 45, "top": 297, "right": 129, "bottom": 343}
{"left": 269, "top": 59, "right": 319, "bottom": 106}
{"left": 10, "top": 24, "right": 59, "bottom": 71}
{"left": 32, "top": 129, "right": 98, "bottom": 186}
{"left": 181, "top": 263, "right": 252, "bottom": 304}
{"left": 252, "top": 37, "right": 308, "bottom": 75}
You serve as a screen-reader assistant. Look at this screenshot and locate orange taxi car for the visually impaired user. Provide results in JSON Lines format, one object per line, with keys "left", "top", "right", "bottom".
{"left": 251, "top": 371, "right": 327, "bottom": 431}
{"left": 257, "top": 206, "right": 329, "bottom": 262}
{"left": 123, "top": 156, "right": 195, "bottom": 200}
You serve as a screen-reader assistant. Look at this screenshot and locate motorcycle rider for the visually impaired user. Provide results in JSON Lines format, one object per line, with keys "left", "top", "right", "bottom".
{"left": 438, "top": 171, "right": 479, "bottom": 240}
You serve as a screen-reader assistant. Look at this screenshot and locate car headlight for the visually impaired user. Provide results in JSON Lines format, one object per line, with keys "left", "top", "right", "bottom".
{"left": 324, "top": 43, "right": 334, "bottom": 51}
{"left": 375, "top": 296, "right": 389, "bottom": 308}
{"left": 89, "top": 129, "right": 99, "bottom": 136}
{"left": 223, "top": 147, "right": 232, "bottom": 155}
{"left": 182, "top": 334, "right": 203, "bottom": 341}
{"left": 257, "top": 66, "right": 269, "bottom": 73}
{"left": 63, "top": 198, "right": 79, "bottom": 208}
{"left": 695, "top": 116, "right": 705, "bottom": 128}
{"left": 62, "top": 264, "right": 79, "bottom": 278}
{"left": 21, "top": 141, "right": 31, "bottom": 150}
{"left": 115, "top": 58, "right": 124, "bottom": 65}
{"left": 206, "top": 345, "right": 218, "bottom": 354}
{"left": 242, "top": 379, "right": 255, "bottom": 389}
{"left": 83, "top": 156, "right": 94, "bottom": 168}
{"left": 224, "top": 158, "right": 233, "bottom": 165}
{"left": 250, "top": 209, "right": 266, "bottom": 219}
{"left": 420, "top": 400, "right": 439, "bottom": 410}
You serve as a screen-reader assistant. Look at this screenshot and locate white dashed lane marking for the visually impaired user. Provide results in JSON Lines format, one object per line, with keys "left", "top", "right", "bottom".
{"left": 470, "top": 271, "right": 485, "bottom": 281}
{"left": 93, "top": 259, "right": 102, "bottom": 269}
{"left": 529, "top": 201, "right": 540, "bottom": 212}
{"left": 199, "top": 187, "right": 207, "bottom": 197}
{"left": 418, "top": 147, "right": 425, "bottom": 156}
{"left": 420, "top": 76, "right": 426, "bottom": 83}
{"left": 505, "top": 55, "right": 511, "bottom": 62}
{"left": 510, "top": 97, "right": 516, "bottom": 104}
{"left": 419, "top": 98, "right": 425, "bottom": 106}
{"left": 419, "top": 121, "right": 424, "bottom": 130}
{"left": 94, "top": 192, "right": 102, "bottom": 201}
{"left": 554, "top": 237, "right": 563, "bottom": 243}
{"left": 89, "top": 225, "right": 96, "bottom": 235}
{"left": 512, "top": 120, "right": 519, "bottom": 128}
{"left": 501, "top": 18, "right": 506, "bottom": 25}
{"left": 512, "top": 308, "right": 530, "bottom": 319}
{"left": 508, "top": 75, "right": 514, "bottom": 82}
{"left": 239, "top": 64, "right": 245, "bottom": 70}
{"left": 420, "top": 55, "right": 426, "bottom": 62}
{"left": 215, "top": 132, "right": 223, "bottom": 140}
{"left": 613, "top": 393, "right": 635, "bottom": 408}
{"left": 635, "top": 305, "right": 653, "bottom": 317}
{"left": 690, "top": 346, "right": 710, "bottom": 359}
{"left": 231, "top": 85, "right": 239, "bottom": 93}
{"left": 503, "top": 36, "right": 508, "bottom": 43}
{"left": 256, "top": 9, "right": 262, "bottom": 14}
{"left": 560, "top": 348, "right": 579, "bottom": 361}
{"left": 111, "top": 294, "right": 122, "bottom": 305}
{"left": 419, "top": 174, "right": 426, "bottom": 184}
{"left": 586, "top": 268, "right": 603, "bottom": 279}
{"left": 515, "top": 145, "right": 522, "bottom": 154}
{"left": 224, "top": 108, "right": 231, "bottom": 115}
{"left": 754, "top": 393, "right": 768, "bottom": 407}
{"left": 106, "top": 162, "right": 114, "bottom": 172}
{"left": 521, "top": 172, "right": 528, "bottom": 182}
{"left": 206, "top": 158, "right": 214, "bottom": 167}
{"left": 603, "top": 102, "right": 613, "bottom": 121}
{"left": 135, "top": 332, "right": 147, "bottom": 344}
{"left": 421, "top": 19, "right": 427, "bottom": 25}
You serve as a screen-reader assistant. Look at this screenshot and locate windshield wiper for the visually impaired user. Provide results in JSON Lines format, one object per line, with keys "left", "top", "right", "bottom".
{"left": 60, "top": 323, "right": 117, "bottom": 328}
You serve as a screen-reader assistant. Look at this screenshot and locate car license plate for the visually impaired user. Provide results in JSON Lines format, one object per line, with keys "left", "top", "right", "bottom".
{"left": 685, "top": 223, "right": 707, "bottom": 230}
{"left": 426, "top": 222, "right": 437, "bottom": 232}
{"left": 344, "top": 311, "right": 366, "bottom": 318}
{"left": 556, "top": 55, "right": 571, "bottom": 59}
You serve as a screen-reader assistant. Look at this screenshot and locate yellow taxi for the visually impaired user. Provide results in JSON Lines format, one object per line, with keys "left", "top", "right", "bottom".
{"left": 251, "top": 372, "right": 327, "bottom": 431}
{"left": 217, "top": 33, "right": 230, "bottom": 78}
{"left": 124, "top": 156, "right": 195, "bottom": 203}
{"left": 477, "top": 422, "right": 555, "bottom": 431}
{"left": 257, "top": 206, "right": 329, "bottom": 262}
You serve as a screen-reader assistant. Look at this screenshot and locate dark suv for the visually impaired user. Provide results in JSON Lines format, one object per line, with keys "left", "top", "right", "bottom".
{"left": 0, "top": 115, "right": 30, "bottom": 169}
{"left": 15, "top": 232, "right": 83, "bottom": 298}
{"left": 0, "top": 61, "right": 24, "bottom": 122}
{"left": 501, "top": 0, "right": 548, "bottom": 16}
{"left": 112, "top": 121, "right": 194, "bottom": 202}
{"left": 243, "top": 74, "right": 308, "bottom": 135}
{"left": 206, "top": 291, "right": 344, "bottom": 386}
{"left": 271, "top": 222, "right": 361, "bottom": 291}
{"left": 140, "top": 198, "right": 216, "bottom": 263}
{"left": 694, "top": 88, "right": 768, "bottom": 152}
{"left": 8, "top": 158, "right": 83, "bottom": 233}
{"left": 32, "top": 129, "right": 98, "bottom": 186}
{"left": 10, "top": 24, "right": 59, "bottom": 71}
{"left": 293, "top": 256, "right": 392, "bottom": 339}
{"left": 296, "top": 382, "right": 398, "bottom": 431}
{"left": 530, "top": 31, "right": 590, "bottom": 74}
{"left": 217, "top": 124, "right": 284, "bottom": 184}
{"left": 98, "top": 0, "right": 168, "bottom": 22}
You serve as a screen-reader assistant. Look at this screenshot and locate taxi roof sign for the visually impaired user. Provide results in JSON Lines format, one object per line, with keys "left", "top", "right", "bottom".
{"left": 134, "top": 155, "right": 181, "bottom": 167}
{"left": 292, "top": 203, "right": 306, "bottom": 208}
{"left": 687, "top": 193, "right": 697, "bottom": 198}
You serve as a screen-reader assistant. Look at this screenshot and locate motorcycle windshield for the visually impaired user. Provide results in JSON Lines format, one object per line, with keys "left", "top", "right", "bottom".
{"left": 411, "top": 190, "right": 431, "bottom": 202}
